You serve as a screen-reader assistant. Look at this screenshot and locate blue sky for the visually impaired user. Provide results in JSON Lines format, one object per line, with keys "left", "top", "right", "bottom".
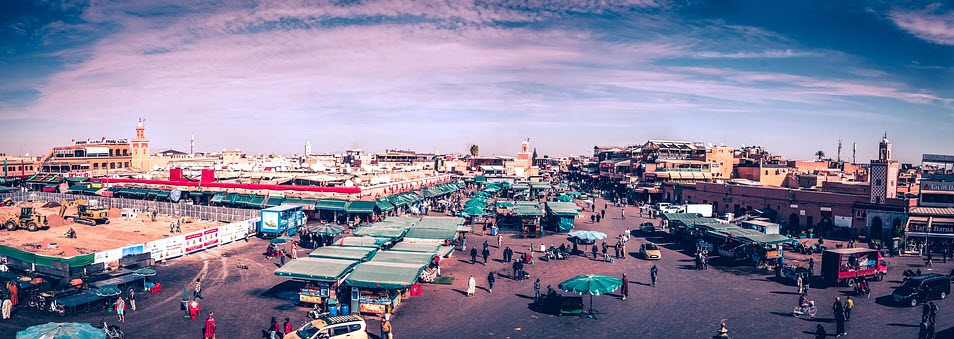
{"left": 1, "top": 0, "right": 952, "bottom": 163}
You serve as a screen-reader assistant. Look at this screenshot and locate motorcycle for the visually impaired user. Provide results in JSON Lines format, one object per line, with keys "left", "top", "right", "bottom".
{"left": 101, "top": 319, "right": 125, "bottom": 339}
{"left": 855, "top": 284, "right": 871, "bottom": 298}
{"left": 307, "top": 304, "right": 330, "bottom": 319}
{"left": 28, "top": 292, "right": 65, "bottom": 316}
{"left": 793, "top": 301, "right": 817, "bottom": 318}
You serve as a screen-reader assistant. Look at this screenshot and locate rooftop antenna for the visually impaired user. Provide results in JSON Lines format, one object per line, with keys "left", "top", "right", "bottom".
{"left": 852, "top": 142, "right": 856, "bottom": 164}
{"left": 837, "top": 138, "right": 842, "bottom": 162}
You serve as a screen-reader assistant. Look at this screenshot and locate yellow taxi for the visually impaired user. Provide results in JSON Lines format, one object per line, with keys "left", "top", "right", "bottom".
{"left": 639, "top": 242, "right": 661, "bottom": 260}
{"left": 284, "top": 315, "right": 368, "bottom": 339}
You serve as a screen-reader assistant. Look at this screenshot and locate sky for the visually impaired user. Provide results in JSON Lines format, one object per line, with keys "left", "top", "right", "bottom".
{"left": 1, "top": 0, "right": 953, "bottom": 163}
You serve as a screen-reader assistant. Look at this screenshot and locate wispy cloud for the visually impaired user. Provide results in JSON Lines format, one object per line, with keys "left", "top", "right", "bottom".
{"left": 889, "top": 7, "right": 954, "bottom": 45}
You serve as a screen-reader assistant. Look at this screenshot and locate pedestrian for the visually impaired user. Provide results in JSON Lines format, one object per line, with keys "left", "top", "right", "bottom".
{"left": 621, "top": 242, "right": 627, "bottom": 260}
{"left": 833, "top": 297, "right": 845, "bottom": 337}
{"left": 461, "top": 236, "right": 467, "bottom": 252}
{"left": 534, "top": 278, "right": 541, "bottom": 302}
{"left": 204, "top": 312, "right": 217, "bottom": 339}
{"left": 928, "top": 301, "right": 937, "bottom": 323}
{"left": 927, "top": 252, "right": 933, "bottom": 267}
{"left": 483, "top": 240, "right": 489, "bottom": 252}
{"left": 1, "top": 293, "right": 11, "bottom": 320}
{"left": 482, "top": 247, "right": 490, "bottom": 265}
{"left": 614, "top": 242, "right": 621, "bottom": 259}
{"left": 487, "top": 272, "right": 495, "bottom": 293}
{"left": 283, "top": 317, "right": 292, "bottom": 336}
{"left": 797, "top": 274, "right": 804, "bottom": 295}
{"left": 621, "top": 273, "right": 629, "bottom": 300}
{"left": 808, "top": 257, "right": 815, "bottom": 277}
{"left": 650, "top": 265, "right": 658, "bottom": 287}
{"left": 512, "top": 261, "right": 519, "bottom": 279}
{"left": 193, "top": 278, "right": 204, "bottom": 300}
{"left": 592, "top": 244, "right": 598, "bottom": 259}
{"left": 115, "top": 296, "right": 126, "bottom": 323}
{"left": 497, "top": 234, "right": 502, "bottom": 247}
{"left": 601, "top": 242, "right": 609, "bottom": 262}
{"left": 433, "top": 255, "right": 441, "bottom": 276}
{"left": 292, "top": 244, "right": 298, "bottom": 259}
{"left": 929, "top": 318, "right": 936, "bottom": 339}
{"left": 8, "top": 282, "right": 17, "bottom": 307}
{"left": 591, "top": 214, "right": 595, "bottom": 223}
{"left": 128, "top": 287, "right": 136, "bottom": 311}
{"left": 703, "top": 252, "right": 709, "bottom": 270}
{"left": 470, "top": 247, "right": 478, "bottom": 264}
{"left": 269, "top": 317, "right": 279, "bottom": 339}
{"left": 920, "top": 316, "right": 929, "bottom": 339}
{"left": 621, "top": 209, "right": 625, "bottom": 220}
{"left": 596, "top": 214, "right": 601, "bottom": 223}
{"left": 381, "top": 313, "right": 392, "bottom": 339}
{"left": 845, "top": 296, "right": 854, "bottom": 321}
{"left": 467, "top": 275, "right": 476, "bottom": 296}
{"left": 601, "top": 209, "right": 606, "bottom": 219}
{"left": 505, "top": 246, "right": 512, "bottom": 262}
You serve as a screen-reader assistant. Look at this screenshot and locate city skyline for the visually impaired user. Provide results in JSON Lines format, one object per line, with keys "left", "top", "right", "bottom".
{"left": 2, "top": 1, "right": 953, "bottom": 162}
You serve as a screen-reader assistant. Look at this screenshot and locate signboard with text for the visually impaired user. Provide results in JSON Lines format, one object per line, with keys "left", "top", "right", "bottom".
{"left": 922, "top": 181, "right": 954, "bottom": 192}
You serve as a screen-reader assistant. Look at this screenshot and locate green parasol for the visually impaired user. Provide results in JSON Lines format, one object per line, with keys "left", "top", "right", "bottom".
{"left": 133, "top": 268, "right": 157, "bottom": 290}
{"left": 556, "top": 195, "right": 573, "bottom": 202}
{"left": 558, "top": 274, "right": 623, "bottom": 319}
{"left": 16, "top": 322, "right": 105, "bottom": 339}
{"left": 96, "top": 284, "right": 121, "bottom": 297}
{"left": 462, "top": 206, "right": 486, "bottom": 216}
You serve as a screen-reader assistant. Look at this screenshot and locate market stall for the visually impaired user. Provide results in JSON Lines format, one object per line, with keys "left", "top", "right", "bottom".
{"left": 307, "top": 246, "right": 378, "bottom": 262}
{"left": 344, "top": 261, "right": 427, "bottom": 316}
{"left": 274, "top": 257, "right": 359, "bottom": 310}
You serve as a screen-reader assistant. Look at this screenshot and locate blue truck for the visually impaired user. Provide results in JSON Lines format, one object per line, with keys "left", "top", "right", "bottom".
{"left": 259, "top": 205, "right": 305, "bottom": 238}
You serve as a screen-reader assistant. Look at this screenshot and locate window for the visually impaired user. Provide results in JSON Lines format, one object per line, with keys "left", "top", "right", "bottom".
{"left": 123, "top": 149, "right": 128, "bottom": 156}
{"left": 332, "top": 326, "right": 350, "bottom": 336}
{"left": 93, "top": 163, "right": 99, "bottom": 169}
{"left": 110, "top": 162, "right": 115, "bottom": 169}
{"left": 125, "top": 162, "right": 130, "bottom": 168}
{"left": 348, "top": 324, "right": 361, "bottom": 332}
{"left": 101, "top": 162, "right": 107, "bottom": 169}
{"left": 875, "top": 179, "right": 882, "bottom": 186}
{"left": 109, "top": 149, "right": 114, "bottom": 157}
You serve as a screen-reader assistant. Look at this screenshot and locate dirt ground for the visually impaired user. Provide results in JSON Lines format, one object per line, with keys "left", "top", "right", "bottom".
{"left": 0, "top": 201, "right": 222, "bottom": 257}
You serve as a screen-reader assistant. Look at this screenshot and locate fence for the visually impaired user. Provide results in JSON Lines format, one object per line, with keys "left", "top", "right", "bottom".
{"left": 0, "top": 191, "right": 258, "bottom": 223}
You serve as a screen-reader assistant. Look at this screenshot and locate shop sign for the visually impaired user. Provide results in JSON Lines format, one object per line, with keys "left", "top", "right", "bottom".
{"left": 922, "top": 181, "right": 954, "bottom": 192}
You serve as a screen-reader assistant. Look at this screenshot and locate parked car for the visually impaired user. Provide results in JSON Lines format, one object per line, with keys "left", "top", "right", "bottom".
{"left": 639, "top": 242, "right": 661, "bottom": 260}
{"left": 285, "top": 315, "right": 368, "bottom": 339}
{"left": 639, "top": 222, "right": 656, "bottom": 234}
{"left": 892, "top": 273, "right": 951, "bottom": 307}
{"left": 781, "top": 266, "right": 810, "bottom": 282}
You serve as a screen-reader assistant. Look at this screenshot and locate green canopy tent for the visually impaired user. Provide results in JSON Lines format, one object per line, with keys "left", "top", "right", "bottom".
{"left": 274, "top": 257, "right": 359, "bottom": 282}
{"left": 308, "top": 246, "right": 378, "bottom": 262}
{"left": 555, "top": 195, "right": 573, "bottom": 202}
{"left": 344, "top": 261, "right": 427, "bottom": 289}
{"left": 559, "top": 274, "right": 622, "bottom": 319}
{"left": 307, "top": 224, "right": 346, "bottom": 237}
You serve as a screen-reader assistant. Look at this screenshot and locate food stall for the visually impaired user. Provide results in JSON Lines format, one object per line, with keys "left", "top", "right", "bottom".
{"left": 274, "top": 257, "right": 360, "bottom": 311}
{"left": 307, "top": 246, "right": 378, "bottom": 262}
{"left": 343, "top": 251, "right": 433, "bottom": 315}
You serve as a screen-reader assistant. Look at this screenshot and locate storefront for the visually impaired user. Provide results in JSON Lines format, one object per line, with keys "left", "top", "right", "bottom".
{"left": 273, "top": 257, "right": 360, "bottom": 312}
{"left": 904, "top": 210, "right": 954, "bottom": 255}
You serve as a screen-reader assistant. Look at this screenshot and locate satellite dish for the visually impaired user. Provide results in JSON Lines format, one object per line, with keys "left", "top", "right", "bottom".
{"left": 170, "top": 190, "right": 182, "bottom": 202}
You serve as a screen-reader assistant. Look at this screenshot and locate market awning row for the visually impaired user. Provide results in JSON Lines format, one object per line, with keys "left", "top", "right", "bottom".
{"left": 274, "top": 257, "right": 359, "bottom": 282}
{"left": 308, "top": 246, "right": 378, "bottom": 262}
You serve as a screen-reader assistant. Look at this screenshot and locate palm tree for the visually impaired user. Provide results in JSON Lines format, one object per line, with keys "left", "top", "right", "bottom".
{"left": 470, "top": 144, "right": 479, "bottom": 157}
{"left": 815, "top": 150, "right": 825, "bottom": 161}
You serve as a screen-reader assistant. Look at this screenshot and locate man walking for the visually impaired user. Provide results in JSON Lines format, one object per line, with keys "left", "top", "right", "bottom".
{"left": 621, "top": 209, "right": 625, "bottom": 220}
{"left": 381, "top": 313, "right": 392, "bottom": 339}
{"left": 482, "top": 247, "right": 490, "bottom": 265}
{"left": 497, "top": 234, "right": 502, "bottom": 248}
{"left": 204, "top": 311, "right": 217, "bottom": 339}
{"left": 467, "top": 275, "right": 476, "bottom": 296}
{"left": 808, "top": 258, "right": 815, "bottom": 277}
{"left": 534, "top": 278, "right": 541, "bottom": 302}
{"left": 1, "top": 291, "right": 11, "bottom": 319}
{"left": 193, "top": 278, "right": 204, "bottom": 300}
{"left": 128, "top": 287, "right": 136, "bottom": 311}
{"left": 621, "top": 273, "right": 629, "bottom": 300}
{"left": 592, "top": 244, "right": 598, "bottom": 259}
{"left": 833, "top": 297, "right": 846, "bottom": 337}
{"left": 845, "top": 296, "right": 854, "bottom": 321}
{"left": 470, "top": 247, "right": 478, "bottom": 264}
{"left": 650, "top": 265, "right": 658, "bottom": 287}
{"left": 487, "top": 272, "right": 496, "bottom": 293}
{"left": 115, "top": 296, "right": 126, "bottom": 323}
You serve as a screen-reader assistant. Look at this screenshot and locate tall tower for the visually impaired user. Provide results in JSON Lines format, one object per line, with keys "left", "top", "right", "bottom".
{"left": 837, "top": 139, "right": 842, "bottom": 163}
{"left": 852, "top": 142, "right": 856, "bottom": 164}
{"left": 305, "top": 140, "right": 312, "bottom": 156}
{"left": 190, "top": 135, "right": 195, "bottom": 156}
{"left": 131, "top": 118, "right": 150, "bottom": 170}
{"left": 878, "top": 132, "right": 892, "bottom": 161}
{"left": 869, "top": 133, "right": 898, "bottom": 204}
